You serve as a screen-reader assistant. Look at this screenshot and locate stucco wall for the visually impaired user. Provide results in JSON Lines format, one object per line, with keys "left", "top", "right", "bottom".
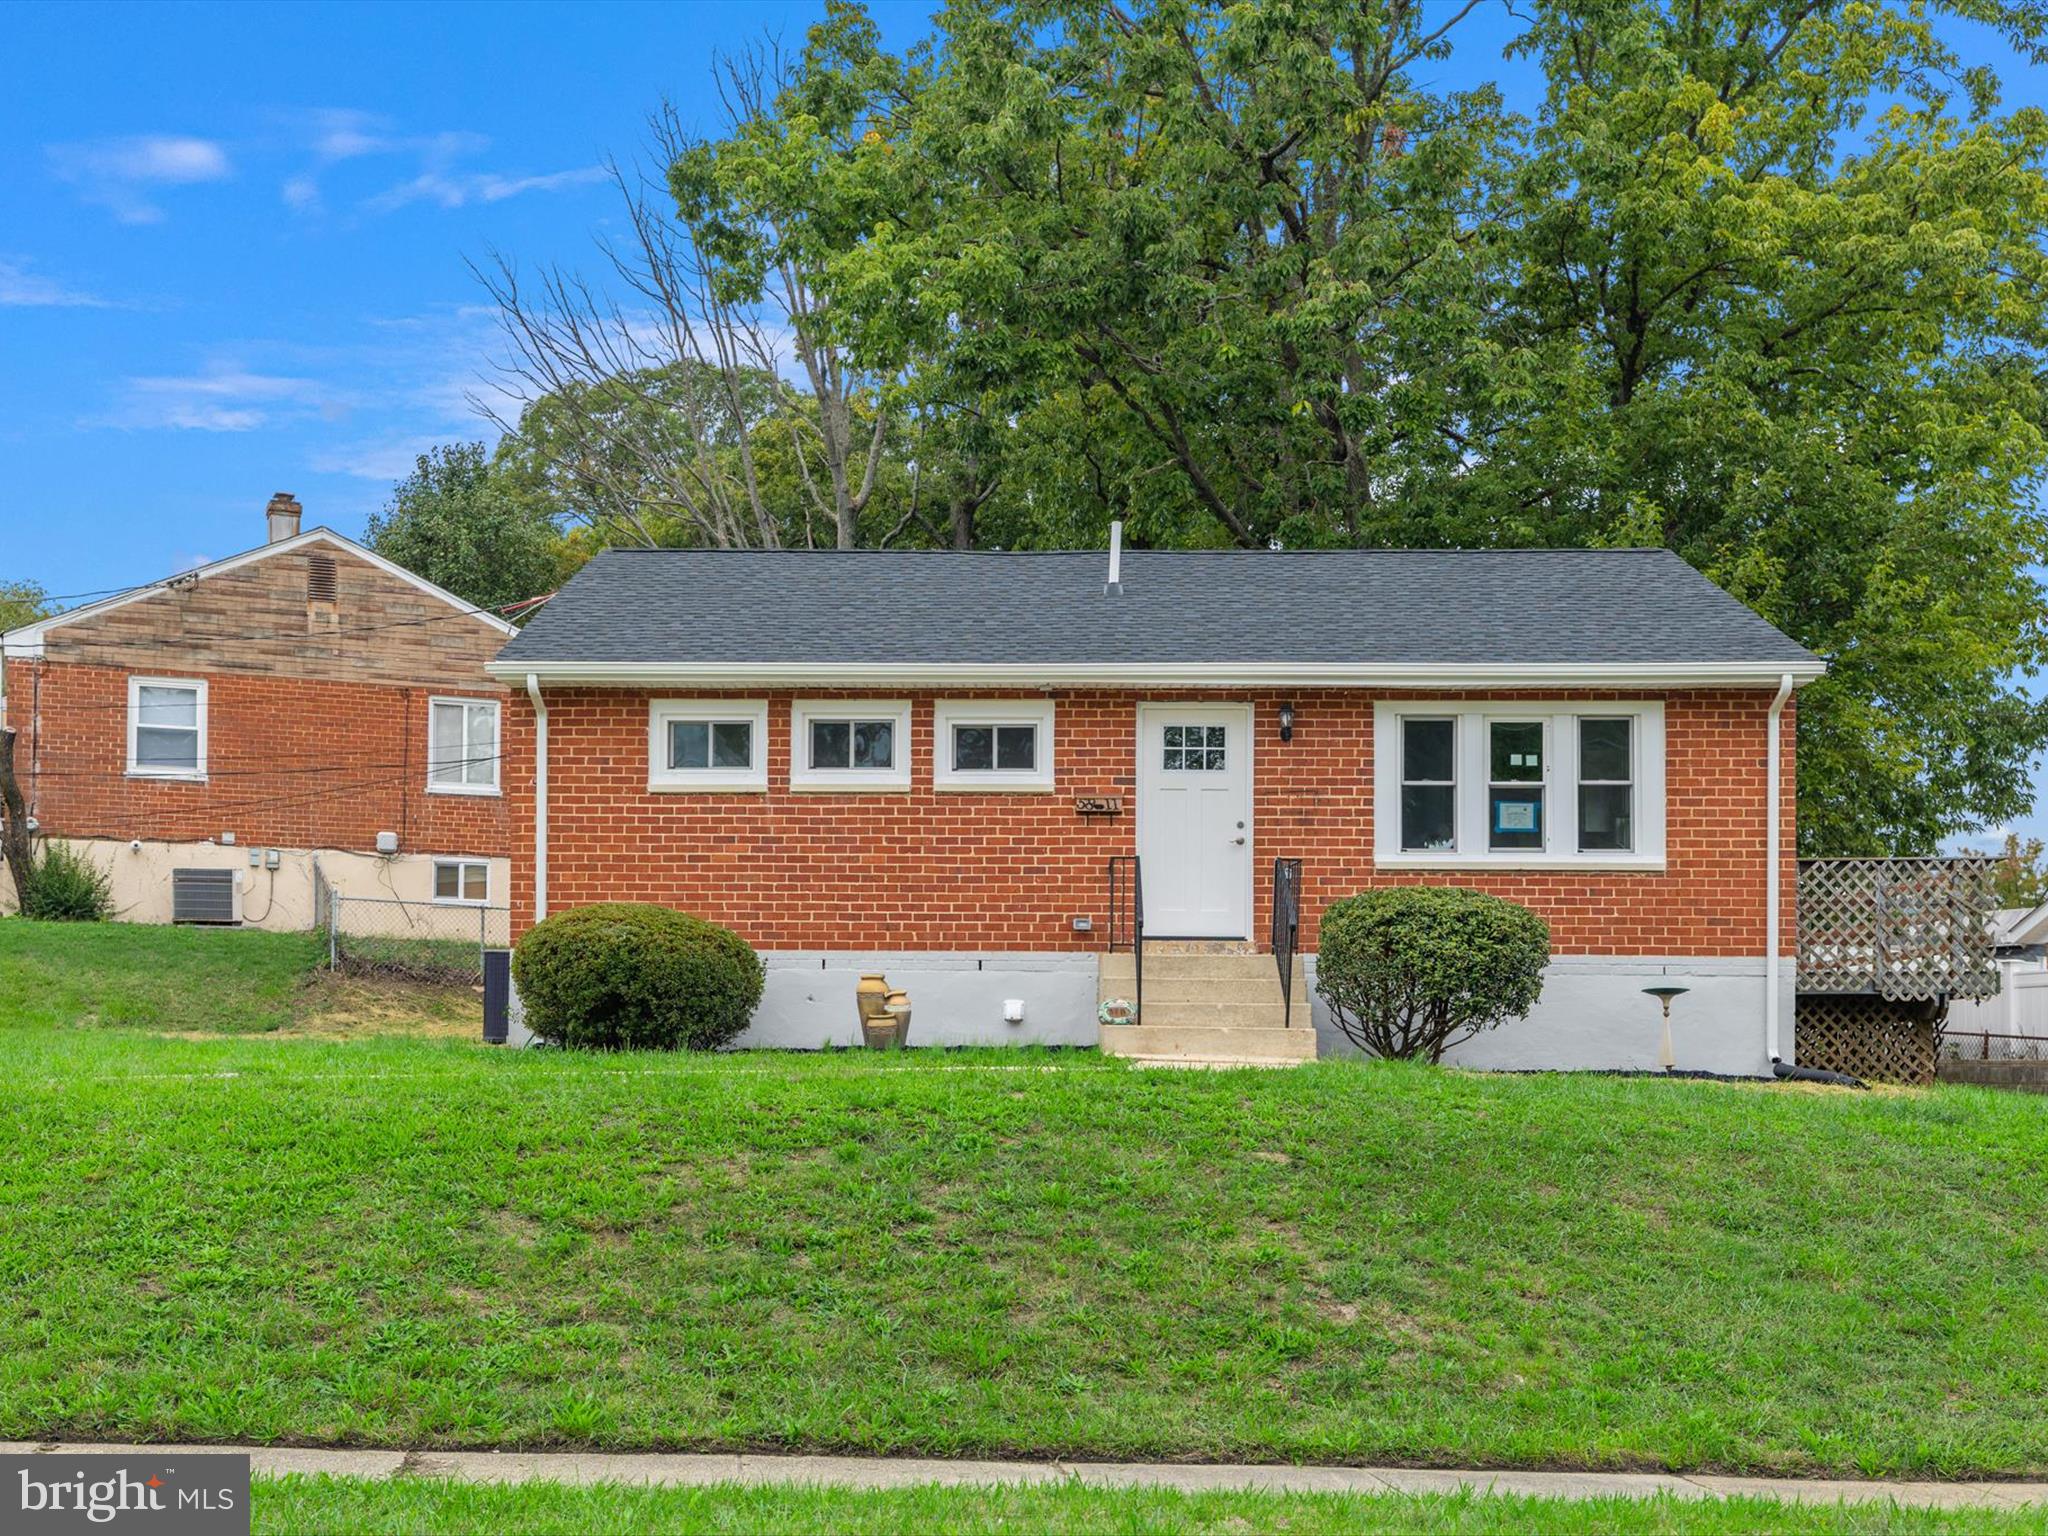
{"left": 0, "top": 836, "right": 508, "bottom": 935}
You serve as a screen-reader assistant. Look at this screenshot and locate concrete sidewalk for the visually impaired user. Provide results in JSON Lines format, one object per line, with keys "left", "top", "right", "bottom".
{"left": 7, "top": 1442, "right": 2046, "bottom": 1510}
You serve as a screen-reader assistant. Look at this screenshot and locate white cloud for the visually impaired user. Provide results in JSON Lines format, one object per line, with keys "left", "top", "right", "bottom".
{"left": 364, "top": 162, "right": 606, "bottom": 214}
{"left": 0, "top": 257, "right": 107, "bottom": 308}
{"left": 107, "top": 368, "right": 329, "bottom": 432}
{"left": 48, "top": 135, "right": 232, "bottom": 223}
{"left": 308, "top": 433, "right": 450, "bottom": 481}
{"left": 280, "top": 110, "right": 593, "bottom": 220}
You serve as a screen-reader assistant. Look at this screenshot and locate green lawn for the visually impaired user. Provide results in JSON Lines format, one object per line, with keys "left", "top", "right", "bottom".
{"left": 0, "top": 918, "right": 323, "bottom": 1032}
{"left": 3, "top": 1027, "right": 2046, "bottom": 1477}
{"left": 0, "top": 917, "right": 476, "bottom": 1036}
{"left": 251, "top": 1477, "right": 2047, "bottom": 1535}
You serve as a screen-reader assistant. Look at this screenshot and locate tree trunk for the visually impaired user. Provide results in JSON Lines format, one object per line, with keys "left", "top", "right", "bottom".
{"left": 0, "top": 728, "right": 35, "bottom": 910}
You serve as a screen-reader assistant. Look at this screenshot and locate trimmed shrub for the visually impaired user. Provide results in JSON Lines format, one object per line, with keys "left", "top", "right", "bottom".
{"left": 512, "top": 902, "right": 764, "bottom": 1051}
{"left": 1315, "top": 887, "right": 1550, "bottom": 1062}
{"left": 20, "top": 841, "right": 115, "bottom": 922}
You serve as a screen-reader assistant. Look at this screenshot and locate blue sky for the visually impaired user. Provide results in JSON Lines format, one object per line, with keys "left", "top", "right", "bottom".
{"left": 1, "top": 0, "right": 2040, "bottom": 841}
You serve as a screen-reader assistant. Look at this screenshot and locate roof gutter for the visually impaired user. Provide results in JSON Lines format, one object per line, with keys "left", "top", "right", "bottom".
{"left": 1764, "top": 671, "right": 1794, "bottom": 1066}
{"left": 484, "top": 659, "right": 1827, "bottom": 689}
{"left": 525, "top": 672, "right": 548, "bottom": 925}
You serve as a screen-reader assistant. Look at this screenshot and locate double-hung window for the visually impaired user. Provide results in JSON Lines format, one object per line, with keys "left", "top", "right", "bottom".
{"left": 127, "top": 677, "right": 206, "bottom": 780}
{"left": 790, "top": 701, "right": 912, "bottom": 791}
{"left": 647, "top": 699, "right": 768, "bottom": 792}
{"left": 933, "top": 699, "right": 1056, "bottom": 791}
{"left": 1399, "top": 718, "right": 1456, "bottom": 851}
{"left": 1375, "top": 701, "right": 1664, "bottom": 868}
{"left": 427, "top": 697, "right": 500, "bottom": 795}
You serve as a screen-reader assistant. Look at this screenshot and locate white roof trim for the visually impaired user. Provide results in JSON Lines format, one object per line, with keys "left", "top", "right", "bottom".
{"left": 1998, "top": 901, "right": 2048, "bottom": 947}
{"left": 488, "top": 659, "right": 1826, "bottom": 688}
{"left": 1, "top": 527, "right": 517, "bottom": 659}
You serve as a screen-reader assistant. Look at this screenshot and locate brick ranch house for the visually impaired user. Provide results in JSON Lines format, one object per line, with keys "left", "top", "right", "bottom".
{"left": 488, "top": 540, "right": 1824, "bottom": 1071}
{"left": 0, "top": 495, "right": 518, "bottom": 930}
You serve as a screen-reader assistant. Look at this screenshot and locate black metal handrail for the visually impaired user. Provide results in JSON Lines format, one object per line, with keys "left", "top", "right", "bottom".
{"left": 1272, "top": 857, "right": 1301, "bottom": 1029}
{"left": 1107, "top": 854, "right": 1143, "bottom": 1026}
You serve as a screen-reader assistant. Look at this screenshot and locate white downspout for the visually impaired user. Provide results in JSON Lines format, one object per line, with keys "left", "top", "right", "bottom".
{"left": 525, "top": 673, "right": 548, "bottom": 924}
{"left": 1766, "top": 672, "right": 1794, "bottom": 1064}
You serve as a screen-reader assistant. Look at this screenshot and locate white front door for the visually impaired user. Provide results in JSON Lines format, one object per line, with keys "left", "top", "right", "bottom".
{"left": 1136, "top": 704, "right": 1253, "bottom": 938}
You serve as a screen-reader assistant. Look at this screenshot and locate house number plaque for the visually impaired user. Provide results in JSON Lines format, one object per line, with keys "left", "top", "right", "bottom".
{"left": 1074, "top": 796, "right": 1124, "bottom": 817}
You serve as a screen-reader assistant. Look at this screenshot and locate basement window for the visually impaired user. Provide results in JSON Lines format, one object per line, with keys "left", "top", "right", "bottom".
{"left": 427, "top": 696, "right": 500, "bottom": 795}
{"left": 127, "top": 676, "right": 207, "bottom": 780}
{"left": 433, "top": 860, "right": 490, "bottom": 905}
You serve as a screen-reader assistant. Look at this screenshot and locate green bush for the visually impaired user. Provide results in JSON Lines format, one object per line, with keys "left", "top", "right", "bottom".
{"left": 20, "top": 841, "right": 115, "bottom": 922}
{"left": 1315, "top": 887, "right": 1550, "bottom": 1062}
{"left": 512, "top": 902, "right": 764, "bottom": 1051}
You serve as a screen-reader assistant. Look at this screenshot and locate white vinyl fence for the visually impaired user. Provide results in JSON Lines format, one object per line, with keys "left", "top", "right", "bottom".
{"left": 1943, "top": 962, "right": 2048, "bottom": 1060}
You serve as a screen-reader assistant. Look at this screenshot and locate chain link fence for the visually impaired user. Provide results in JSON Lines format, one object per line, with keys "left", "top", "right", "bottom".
{"left": 326, "top": 893, "right": 510, "bottom": 986}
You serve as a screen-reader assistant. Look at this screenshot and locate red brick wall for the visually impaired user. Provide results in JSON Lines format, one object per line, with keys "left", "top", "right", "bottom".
{"left": 504, "top": 687, "right": 1796, "bottom": 956}
{"left": 6, "top": 657, "right": 507, "bottom": 858}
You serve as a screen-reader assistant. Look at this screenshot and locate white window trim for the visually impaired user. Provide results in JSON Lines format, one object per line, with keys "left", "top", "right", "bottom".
{"left": 426, "top": 695, "right": 501, "bottom": 797}
{"left": 126, "top": 675, "right": 207, "bottom": 782}
{"left": 932, "top": 699, "right": 1056, "bottom": 792}
{"left": 647, "top": 699, "right": 769, "bottom": 793}
{"left": 789, "top": 699, "right": 913, "bottom": 792}
{"left": 431, "top": 859, "right": 492, "bottom": 906}
{"left": 1373, "top": 700, "right": 1666, "bottom": 870}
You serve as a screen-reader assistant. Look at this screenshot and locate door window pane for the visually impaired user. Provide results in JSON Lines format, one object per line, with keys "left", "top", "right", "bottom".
{"left": 1164, "top": 723, "right": 1224, "bottom": 772}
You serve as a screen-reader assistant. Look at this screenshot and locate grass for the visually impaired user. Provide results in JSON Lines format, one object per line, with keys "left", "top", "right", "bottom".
{"left": 3, "top": 1029, "right": 2046, "bottom": 1477}
{"left": 0, "top": 917, "right": 475, "bottom": 1036}
{"left": 250, "top": 1477, "right": 2048, "bottom": 1535}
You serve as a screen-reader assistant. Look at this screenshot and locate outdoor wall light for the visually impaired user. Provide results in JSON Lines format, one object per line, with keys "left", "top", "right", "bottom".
{"left": 1643, "top": 985, "right": 1690, "bottom": 1072}
{"left": 1278, "top": 702, "right": 1295, "bottom": 742}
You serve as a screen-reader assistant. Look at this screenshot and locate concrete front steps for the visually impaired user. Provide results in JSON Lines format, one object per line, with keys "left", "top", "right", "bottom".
{"left": 1099, "top": 946, "right": 1315, "bottom": 1066}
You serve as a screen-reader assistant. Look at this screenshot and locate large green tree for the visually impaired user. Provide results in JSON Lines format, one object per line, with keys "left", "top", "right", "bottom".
{"left": 364, "top": 443, "right": 563, "bottom": 617}
{"left": 699, "top": 0, "right": 2048, "bottom": 854}
{"left": 0, "top": 580, "right": 49, "bottom": 635}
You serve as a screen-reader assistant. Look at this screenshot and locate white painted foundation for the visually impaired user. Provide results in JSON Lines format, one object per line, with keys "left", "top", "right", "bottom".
{"left": 0, "top": 836, "right": 509, "bottom": 934}
{"left": 1306, "top": 954, "right": 1791, "bottom": 1076}
{"left": 506, "top": 948, "right": 1786, "bottom": 1072}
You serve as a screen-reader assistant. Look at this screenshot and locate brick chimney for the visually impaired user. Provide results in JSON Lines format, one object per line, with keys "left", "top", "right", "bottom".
{"left": 266, "top": 492, "right": 303, "bottom": 544}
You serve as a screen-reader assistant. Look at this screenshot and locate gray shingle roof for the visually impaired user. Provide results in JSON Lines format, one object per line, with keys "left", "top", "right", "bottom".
{"left": 495, "top": 547, "right": 1818, "bottom": 671}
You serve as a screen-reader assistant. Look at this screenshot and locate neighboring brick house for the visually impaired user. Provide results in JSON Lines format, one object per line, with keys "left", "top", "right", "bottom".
{"left": 487, "top": 539, "right": 1825, "bottom": 1071}
{"left": 0, "top": 495, "right": 518, "bottom": 930}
